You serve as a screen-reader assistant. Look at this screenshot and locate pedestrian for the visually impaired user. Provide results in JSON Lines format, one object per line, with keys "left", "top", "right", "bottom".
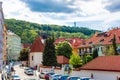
{"left": 34, "top": 65, "right": 37, "bottom": 76}
{"left": 11, "top": 67, "right": 14, "bottom": 72}
{"left": 91, "top": 73, "right": 93, "bottom": 79}
{"left": 68, "top": 69, "right": 70, "bottom": 75}
{"left": 1, "top": 73, "right": 4, "bottom": 80}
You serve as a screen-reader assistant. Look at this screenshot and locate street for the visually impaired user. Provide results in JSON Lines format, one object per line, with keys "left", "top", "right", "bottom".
{"left": 11, "top": 63, "right": 44, "bottom": 80}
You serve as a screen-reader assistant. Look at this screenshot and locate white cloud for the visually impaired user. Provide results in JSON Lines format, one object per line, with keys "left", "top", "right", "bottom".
{"left": 0, "top": 0, "right": 120, "bottom": 31}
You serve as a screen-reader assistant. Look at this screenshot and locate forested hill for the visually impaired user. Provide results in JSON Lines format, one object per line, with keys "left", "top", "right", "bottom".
{"left": 5, "top": 19, "right": 100, "bottom": 43}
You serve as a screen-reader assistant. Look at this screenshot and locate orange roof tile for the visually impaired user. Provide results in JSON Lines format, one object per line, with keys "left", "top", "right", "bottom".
{"left": 57, "top": 56, "right": 69, "bottom": 64}
{"left": 81, "top": 56, "right": 120, "bottom": 72}
{"left": 30, "top": 36, "right": 44, "bottom": 52}
{"left": 79, "top": 28, "right": 120, "bottom": 48}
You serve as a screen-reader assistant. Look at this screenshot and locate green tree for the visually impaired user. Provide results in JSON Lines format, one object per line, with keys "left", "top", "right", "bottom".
{"left": 112, "top": 34, "right": 118, "bottom": 55}
{"left": 56, "top": 41, "right": 72, "bottom": 59}
{"left": 92, "top": 48, "right": 98, "bottom": 59}
{"left": 69, "top": 54, "right": 83, "bottom": 68}
{"left": 42, "top": 36, "right": 57, "bottom": 66}
{"left": 83, "top": 55, "right": 93, "bottom": 64}
{"left": 86, "top": 55, "right": 93, "bottom": 63}
{"left": 19, "top": 48, "right": 29, "bottom": 61}
{"left": 5, "top": 19, "right": 98, "bottom": 43}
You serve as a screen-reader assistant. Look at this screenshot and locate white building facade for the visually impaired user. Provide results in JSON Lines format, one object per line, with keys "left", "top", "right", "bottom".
{"left": 29, "top": 36, "right": 44, "bottom": 68}
{"left": 79, "top": 56, "right": 120, "bottom": 80}
{"left": 7, "top": 31, "right": 22, "bottom": 60}
{"left": 0, "top": 2, "right": 4, "bottom": 71}
{"left": 30, "top": 52, "right": 43, "bottom": 67}
{"left": 78, "top": 70, "right": 120, "bottom": 80}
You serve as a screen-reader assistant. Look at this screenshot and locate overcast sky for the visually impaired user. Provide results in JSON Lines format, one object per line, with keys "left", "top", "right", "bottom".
{"left": 1, "top": 0, "right": 120, "bottom": 31}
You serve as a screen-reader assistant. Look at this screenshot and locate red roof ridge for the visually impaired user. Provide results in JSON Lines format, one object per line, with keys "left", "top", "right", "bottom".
{"left": 80, "top": 56, "right": 120, "bottom": 72}
{"left": 30, "top": 36, "right": 44, "bottom": 53}
{"left": 57, "top": 56, "right": 69, "bottom": 64}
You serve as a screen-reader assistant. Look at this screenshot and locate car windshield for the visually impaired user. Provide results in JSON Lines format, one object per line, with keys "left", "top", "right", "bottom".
{"left": 25, "top": 68, "right": 31, "bottom": 70}
{"left": 70, "top": 77, "right": 80, "bottom": 80}
{"left": 47, "top": 73, "right": 54, "bottom": 75}
{"left": 54, "top": 75, "right": 62, "bottom": 77}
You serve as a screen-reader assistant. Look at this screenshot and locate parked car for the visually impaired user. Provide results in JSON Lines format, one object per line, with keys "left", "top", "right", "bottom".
{"left": 24, "top": 67, "right": 34, "bottom": 75}
{"left": 58, "top": 75, "right": 69, "bottom": 80}
{"left": 39, "top": 72, "right": 54, "bottom": 79}
{"left": 24, "top": 67, "right": 32, "bottom": 73}
{"left": 25, "top": 69, "right": 34, "bottom": 75}
{"left": 49, "top": 74, "right": 62, "bottom": 80}
{"left": 24, "top": 78, "right": 40, "bottom": 80}
{"left": 39, "top": 72, "right": 48, "bottom": 79}
{"left": 67, "top": 76, "right": 80, "bottom": 80}
{"left": 10, "top": 74, "right": 20, "bottom": 80}
{"left": 80, "top": 77, "right": 90, "bottom": 80}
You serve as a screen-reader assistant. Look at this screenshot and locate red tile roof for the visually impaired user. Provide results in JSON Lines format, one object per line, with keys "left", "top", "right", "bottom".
{"left": 57, "top": 56, "right": 69, "bottom": 64}
{"left": 80, "top": 56, "right": 120, "bottom": 72}
{"left": 79, "top": 28, "right": 120, "bottom": 48}
{"left": 23, "top": 44, "right": 31, "bottom": 48}
{"left": 30, "top": 36, "right": 44, "bottom": 52}
{"left": 55, "top": 38, "right": 85, "bottom": 48}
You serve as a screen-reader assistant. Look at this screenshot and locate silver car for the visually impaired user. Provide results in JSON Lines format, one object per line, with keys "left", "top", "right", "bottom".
{"left": 25, "top": 69, "right": 34, "bottom": 75}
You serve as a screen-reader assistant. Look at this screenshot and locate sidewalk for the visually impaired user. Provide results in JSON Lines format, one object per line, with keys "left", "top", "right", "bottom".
{"left": 34, "top": 70, "right": 40, "bottom": 78}
{"left": 0, "top": 73, "right": 1, "bottom": 79}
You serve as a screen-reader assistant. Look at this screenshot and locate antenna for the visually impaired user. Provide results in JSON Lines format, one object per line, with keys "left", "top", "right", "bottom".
{"left": 74, "top": 22, "right": 76, "bottom": 27}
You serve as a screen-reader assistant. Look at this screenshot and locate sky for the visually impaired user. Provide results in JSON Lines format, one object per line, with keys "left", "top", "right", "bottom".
{"left": 1, "top": 0, "right": 120, "bottom": 31}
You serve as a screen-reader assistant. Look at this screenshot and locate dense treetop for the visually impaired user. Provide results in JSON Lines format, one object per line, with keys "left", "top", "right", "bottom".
{"left": 5, "top": 19, "right": 100, "bottom": 43}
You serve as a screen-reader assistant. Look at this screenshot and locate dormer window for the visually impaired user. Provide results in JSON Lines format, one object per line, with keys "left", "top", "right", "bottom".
{"left": 100, "top": 39, "right": 104, "bottom": 42}
{"left": 88, "top": 41, "right": 92, "bottom": 44}
{"left": 109, "top": 39, "right": 113, "bottom": 42}
{"left": 81, "top": 43, "right": 86, "bottom": 46}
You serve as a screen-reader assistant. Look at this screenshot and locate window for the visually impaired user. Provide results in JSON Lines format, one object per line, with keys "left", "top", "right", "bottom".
{"left": 32, "top": 56, "right": 33, "bottom": 61}
{"left": 109, "top": 39, "right": 113, "bottom": 42}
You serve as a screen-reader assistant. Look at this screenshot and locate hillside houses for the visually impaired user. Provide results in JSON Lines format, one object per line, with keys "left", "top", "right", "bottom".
{"left": 27, "top": 28, "right": 120, "bottom": 74}
{"left": 55, "top": 28, "right": 120, "bottom": 57}
{"left": 78, "top": 28, "right": 120, "bottom": 56}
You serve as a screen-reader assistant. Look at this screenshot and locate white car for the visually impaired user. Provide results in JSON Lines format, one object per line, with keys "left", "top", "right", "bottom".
{"left": 10, "top": 75, "right": 20, "bottom": 80}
